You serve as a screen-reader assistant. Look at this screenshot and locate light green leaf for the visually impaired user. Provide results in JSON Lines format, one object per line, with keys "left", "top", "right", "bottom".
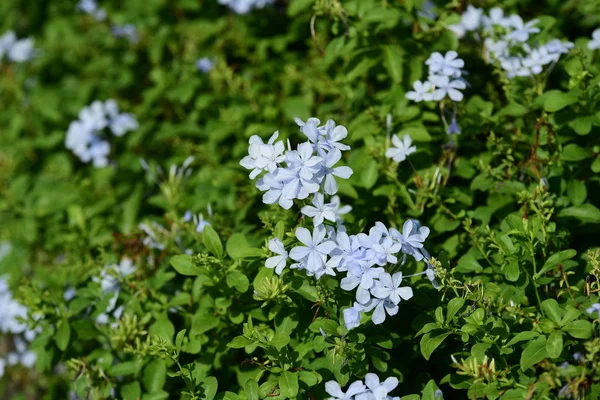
{"left": 203, "top": 225, "right": 223, "bottom": 258}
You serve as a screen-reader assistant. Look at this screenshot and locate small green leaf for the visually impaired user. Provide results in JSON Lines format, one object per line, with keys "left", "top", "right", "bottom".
{"left": 558, "top": 204, "right": 600, "bottom": 224}
{"left": 170, "top": 255, "right": 202, "bottom": 276}
{"left": 541, "top": 299, "right": 564, "bottom": 325}
{"left": 567, "top": 179, "right": 587, "bottom": 206}
{"left": 520, "top": 335, "right": 548, "bottom": 371}
{"left": 143, "top": 360, "right": 167, "bottom": 393}
{"left": 203, "top": 225, "right": 223, "bottom": 258}
{"left": 562, "top": 143, "right": 592, "bottom": 161}
{"left": 244, "top": 379, "right": 259, "bottom": 400}
{"left": 544, "top": 90, "right": 578, "bottom": 112}
{"left": 121, "top": 382, "right": 141, "bottom": 400}
{"left": 420, "top": 332, "right": 450, "bottom": 360}
{"left": 279, "top": 371, "right": 299, "bottom": 398}
{"left": 201, "top": 376, "right": 218, "bottom": 400}
{"left": 546, "top": 331, "right": 563, "bottom": 358}
{"left": 55, "top": 321, "right": 71, "bottom": 351}
{"left": 228, "top": 336, "right": 254, "bottom": 348}
{"left": 505, "top": 331, "right": 539, "bottom": 348}
{"left": 226, "top": 271, "right": 250, "bottom": 293}
{"left": 446, "top": 297, "right": 465, "bottom": 322}
{"left": 563, "top": 320, "right": 593, "bottom": 339}
{"left": 536, "top": 250, "right": 577, "bottom": 278}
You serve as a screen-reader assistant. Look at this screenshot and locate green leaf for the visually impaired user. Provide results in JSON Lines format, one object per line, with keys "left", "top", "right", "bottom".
{"left": 561, "top": 143, "right": 592, "bottom": 161}
{"left": 520, "top": 335, "right": 548, "bottom": 371}
{"left": 121, "top": 382, "right": 141, "bottom": 400}
{"left": 143, "top": 360, "right": 167, "bottom": 393}
{"left": 203, "top": 225, "right": 223, "bottom": 258}
{"left": 170, "top": 254, "right": 202, "bottom": 276}
{"left": 108, "top": 361, "right": 139, "bottom": 376}
{"left": 279, "top": 371, "right": 299, "bottom": 398}
{"left": 201, "top": 376, "right": 218, "bottom": 400}
{"left": 382, "top": 45, "right": 403, "bottom": 83}
{"left": 226, "top": 233, "right": 263, "bottom": 259}
{"left": 558, "top": 204, "right": 600, "bottom": 224}
{"left": 504, "top": 259, "right": 520, "bottom": 282}
{"left": 544, "top": 90, "right": 578, "bottom": 112}
{"left": 505, "top": 331, "right": 539, "bottom": 347}
{"left": 546, "top": 331, "right": 563, "bottom": 358}
{"left": 55, "top": 321, "right": 71, "bottom": 351}
{"left": 567, "top": 179, "right": 587, "bottom": 206}
{"left": 149, "top": 316, "right": 175, "bottom": 344}
{"left": 541, "top": 299, "right": 564, "bottom": 325}
{"left": 455, "top": 253, "right": 483, "bottom": 273}
{"left": 244, "top": 379, "right": 259, "bottom": 400}
{"left": 175, "top": 329, "right": 186, "bottom": 351}
{"left": 420, "top": 332, "right": 450, "bottom": 360}
{"left": 226, "top": 271, "right": 250, "bottom": 293}
{"left": 563, "top": 320, "right": 593, "bottom": 339}
{"left": 227, "top": 336, "right": 254, "bottom": 348}
{"left": 421, "top": 380, "right": 442, "bottom": 400}
{"left": 536, "top": 249, "right": 577, "bottom": 278}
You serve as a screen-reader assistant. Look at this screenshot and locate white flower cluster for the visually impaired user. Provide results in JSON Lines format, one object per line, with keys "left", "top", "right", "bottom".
{"left": 243, "top": 118, "right": 438, "bottom": 329}
{"left": 92, "top": 258, "right": 136, "bottom": 327}
{"left": 406, "top": 51, "right": 467, "bottom": 102}
{"left": 65, "top": 100, "right": 138, "bottom": 167}
{"left": 325, "top": 373, "right": 400, "bottom": 400}
{"left": 449, "top": 6, "right": 573, "bottom": 78}
{"left": 241, "top": 117, "right": 353, "bottom": 209}
{"left": 0, "top": 275, "right": 38, "bottom": 378}
{"left": 217, "top": 0, "right": 275, "bottom": 14}
{"left": 0, "top": 31, "right": 35, "bottom": 63}
{"left": 77, "top": 0, "right": 106, "bottom": 21}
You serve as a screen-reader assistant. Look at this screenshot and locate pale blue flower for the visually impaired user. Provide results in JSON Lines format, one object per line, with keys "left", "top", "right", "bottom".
{"left": 426, "top": 51, "right": 464, "bottom": 78}
{"left": 301, "top": 193, "right": 337, "bottom": 226}
{"left": 256, "top": 173, "right": 294, "bottom": 210}
{"left": 362, "top": 297, "right": 398, "bottom": 325}
{"left": 217, "top": 0, "right": 275, "bottom": 14}
{"left": 196, "top": 57, "right": 214, "bottom": 73}
{"left": 317, "top": 149, "right": 354, "bottom": 195}
{"left": 429, "top": 75, "right": 466, "bottom": 102}
{"left": 357, "top": 373, "right": 399, "bottom": 400}
{"left": 325, "top": 380, "right": 367, "bottom": 400}
{"left": 289, "top": 225, "right": 337, "bottom": 272}
{"left": 406, "top": 80, "right": 434, "bottom": 102}
{"left": 586, "top": 303, "right": 600, "bottom": 316}
{"left": 589, "top": 29, "right": 600, "bottom": 50}
{"left": 386, "top": 134, "right": 416, "bottom": 163}
{"left": 266, "top": 238, "right": 288, "bottom": 275}
{"left": 447, "top": 115, "right": 461, "bottom": 135}
{"left": 77, "top": 0, "right": 106, "bottom": 21}
{"left": 112, "top": 24, "right": 138, "bottom": 44}
{"left": 343, "top": 302, "right": 363, "bottom": 330}
{"left": 372, "top": 272, "right": 413, "bottom": 305}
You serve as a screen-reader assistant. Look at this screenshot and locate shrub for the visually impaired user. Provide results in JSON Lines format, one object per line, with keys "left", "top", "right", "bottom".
{"left": 1, "top": 0, "right": 600, "bottom": 399}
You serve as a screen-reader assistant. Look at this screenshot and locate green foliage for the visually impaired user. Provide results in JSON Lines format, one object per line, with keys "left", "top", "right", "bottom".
{"left": 2, "top": 0, "right": 600, "bottom": 399}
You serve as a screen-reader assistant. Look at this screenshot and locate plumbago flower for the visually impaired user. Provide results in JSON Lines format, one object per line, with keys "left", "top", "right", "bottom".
{"left": 0, "top": 31, "right": 35, "bottom": 63}
{"left": 325, "top": 373, "right": 401, "bottom": 400}
{"left": 65, "top": 100, "right": 138, "bottom": 167}
{"left": 448, "top": 6, "right": 573, "bottom": 79}
{"left": 218, "top": 0, "right": 274, "bottom": 14}
{"left": 589, "top": 29, "right": 600, "bottom": 51}
{"left": 405, "top": 50, "right": 467, "bottom": 122}
{"left": 244, "top": 117, "right": 437, "bottom": 330}
{"left": 0, "top": 275, "right": 39, "bottom": 377}
{"left": 385, "top": 134, "right": 416, "bottom": 163}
